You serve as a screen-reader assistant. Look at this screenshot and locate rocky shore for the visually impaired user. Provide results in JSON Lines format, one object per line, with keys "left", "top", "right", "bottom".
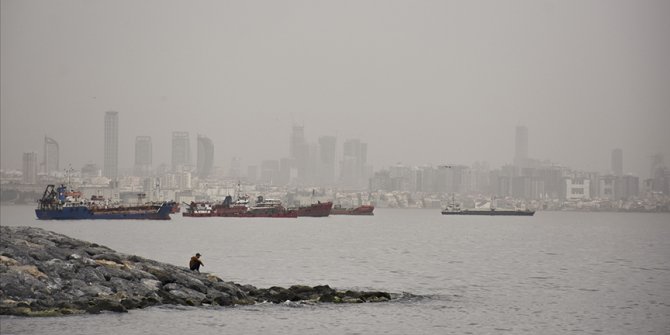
{"left": 0, "top": 226, "right": 394, "bottom": 316}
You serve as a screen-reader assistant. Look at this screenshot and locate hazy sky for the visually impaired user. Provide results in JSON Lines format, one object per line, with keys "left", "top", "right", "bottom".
{"left": 2, "top": 0, "right": 669, "bottom": 177}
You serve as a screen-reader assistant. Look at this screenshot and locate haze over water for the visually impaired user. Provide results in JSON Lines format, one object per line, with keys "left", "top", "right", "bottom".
{"left": 2, "top": 1, "right": 670, "bottom": 177}
{"left": 2, "top": 206, "right": 669, "bottom": 334}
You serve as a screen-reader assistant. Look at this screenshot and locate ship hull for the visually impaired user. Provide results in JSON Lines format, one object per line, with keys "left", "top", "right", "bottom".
{"left": 35, "top": 203, "right": 172, "bottom": 220}
{"left": 441, "top": 209, "right": 535, "bottom": 216}
{"left": 297, "top": 202, "right": 333, "bottom": 217}
{"left": 218, "top": 211, "right": 298, "bottom": 218}
{"left": 182, "top": 206, "right": 298, "bottom": 218}
{"left": 331, "top": 205, "right": 374, "bottom": 216}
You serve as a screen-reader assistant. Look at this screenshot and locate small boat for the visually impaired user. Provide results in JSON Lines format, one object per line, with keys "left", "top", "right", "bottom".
{"left": 35, "top": 184, "right": 171, "bottom": 220}
{"left": 296, "top": 201, "right": 333, "bottom": 217}
{"left": 331, "top": 204, "right": 375, "bottom": 215}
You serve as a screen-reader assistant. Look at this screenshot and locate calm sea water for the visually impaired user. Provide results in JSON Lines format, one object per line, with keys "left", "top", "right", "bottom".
{"left": 1, "top": 205, "right": 669, "bottom": 335}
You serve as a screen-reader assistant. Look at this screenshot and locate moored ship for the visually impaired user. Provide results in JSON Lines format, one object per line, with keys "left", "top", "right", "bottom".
{"left": 331, "top": 204, "right": 375, "bottom": 215}
{"left": 441, "top": 207, "right": 535, "bottom": 216}
{"left": 182, "top": 195, "right": 297, "bottom": 218}
{"left": 243, "top": 196, "right": 298, "bottom": 218}
{"left": 441, "top": 195, "right": 535, "bottom": 216}
{"left": 35, "top": 185, "right": 172, "bottom": 220}
{"left": 296, "top": 201, "right": 333, "bottom": 217}
{"left": 182, "top": 201, "right": 216, "bottom": 217}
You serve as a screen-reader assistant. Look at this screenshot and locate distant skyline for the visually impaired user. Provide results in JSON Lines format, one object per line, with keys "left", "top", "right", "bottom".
{"left": 2, "top": 1, "right": 669, "bottom": 178}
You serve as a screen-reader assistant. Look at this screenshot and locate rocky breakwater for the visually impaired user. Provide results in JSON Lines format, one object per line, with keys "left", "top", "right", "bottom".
{"left": 0, "top": 226, "right": 394, "bottom": 316}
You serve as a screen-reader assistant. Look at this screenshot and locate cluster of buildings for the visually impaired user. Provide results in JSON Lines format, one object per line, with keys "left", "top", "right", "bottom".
{"left": 369, "top": 127, "right": 669, "bottom": 211}
{"left": 3, "top": 118, "right": 669, "bottom": 212}
{"left": 2, "top": 111, "right": 373, "bottom": 206}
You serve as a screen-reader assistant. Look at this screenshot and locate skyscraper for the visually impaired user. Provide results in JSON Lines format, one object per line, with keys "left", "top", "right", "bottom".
{"left": 171, "top": 131, "right": 190, "bottom": 172}
{"left": 318, "top": 136, "right": 337, "bottom": 185}
{"left": 289, "top": 125, "right": 309, "bottom": 182}
{"left": 196, "top": 134, "right": 214, "bottom": 178}
{"left": 513, "top": 125, "right": 528, "bottom": 167}
{"left": 341, "top": 139, "right": 368, "bottom": 189}
{"left": 290, "top": 125, "right": 306, "bottom": 159}
{"left": 611, "top": 148, "right": 623, "bottom": 176}
{"left": 103, "top": 111, "right": 119, "bottom": 179}
{"left": 22, "top": 152, "right": 38, "bottom": 184}
{"left": 43, "top": 136, "right": 59, "bottom": 175}
{"left": 134, "top": 136, "right": 152, "bottom": 177}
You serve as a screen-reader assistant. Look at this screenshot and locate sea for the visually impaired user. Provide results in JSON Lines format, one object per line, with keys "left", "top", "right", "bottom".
{"left": 1, "top": 205, "right": 669, "bottom": 335}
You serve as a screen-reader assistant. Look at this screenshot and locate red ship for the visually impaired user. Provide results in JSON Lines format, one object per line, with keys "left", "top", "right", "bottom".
{"left": 296, "top": 201, "right": 333, "bottom": 217}
{"left": 213, "top": 195, "right": 251, "bottom": 216}
{"left": 183, "top": 196, "right": 297, "bottom": 218}
{"left": 331, "top": 204, "right": 375, "bottom": 215}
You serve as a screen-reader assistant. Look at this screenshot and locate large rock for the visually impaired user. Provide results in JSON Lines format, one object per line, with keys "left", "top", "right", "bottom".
{"left": 0, "top": 226, "right": 395, "bottom": 316}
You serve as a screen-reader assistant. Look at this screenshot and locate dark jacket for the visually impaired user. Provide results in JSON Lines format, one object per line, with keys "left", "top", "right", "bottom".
{"left": 189, "top": 256, "right": 203, "bottom": 270}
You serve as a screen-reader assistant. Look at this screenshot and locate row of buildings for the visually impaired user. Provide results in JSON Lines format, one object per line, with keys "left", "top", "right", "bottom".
{"left": 8, "top": 121, "right": 670, "bottom": 210}
{"left": 369, "top": 126, "right": 669, "bottom": 203}
{"left": 17, "top": 112, "right": 372, "bottom": 190}
{"left": 369, "top": 162, "right": 666, "bottom": 202}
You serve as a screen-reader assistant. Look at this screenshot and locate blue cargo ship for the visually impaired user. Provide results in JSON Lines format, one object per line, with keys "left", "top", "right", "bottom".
{"left": 35, "top": 185, "right": 172, "bottom": 220}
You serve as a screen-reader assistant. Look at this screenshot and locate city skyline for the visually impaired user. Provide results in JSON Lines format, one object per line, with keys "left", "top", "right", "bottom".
{"left": 2, "top": 1, "right": 669, "bottom": 180}
{"left": 4, "top": 120, "right": 666, "bottom": 182}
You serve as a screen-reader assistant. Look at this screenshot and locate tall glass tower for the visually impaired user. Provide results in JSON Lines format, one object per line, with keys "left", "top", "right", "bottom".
{"left": 22, "top": 152, "right": 38, "bottom": 184}
{"left": 196, "top": 134, "right": 214, "bottom": 178}
{"left": 611, "top": 148, "right": 623, "bottom": 176}
{"left": 514, "top": 125, "right": 528, "bottom": 167}
{"left": 134, "top": 136, "right": 152, "bottom": 177}
{"left": 104, "top": 111, "right": 119, "bottom": 179}
{"left": 43, "top": 136, "right": 59, "bottom": 175}
{"left": 171, "top": 131, "right": 190, "bottom": 172}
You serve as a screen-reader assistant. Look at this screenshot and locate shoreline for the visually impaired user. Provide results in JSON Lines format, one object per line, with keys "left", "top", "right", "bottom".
{"left": 0, "top": 226, "right": 394, "bottom": 317}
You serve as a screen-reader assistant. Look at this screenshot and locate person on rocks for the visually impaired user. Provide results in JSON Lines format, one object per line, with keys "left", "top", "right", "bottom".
{"left": 189, "top": 253, "right": 204, "bottom": 272}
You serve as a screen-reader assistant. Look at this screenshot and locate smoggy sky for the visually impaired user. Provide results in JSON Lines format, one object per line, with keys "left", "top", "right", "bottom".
{"left": 2, "top": 0, "right": 669, "bottom": 177}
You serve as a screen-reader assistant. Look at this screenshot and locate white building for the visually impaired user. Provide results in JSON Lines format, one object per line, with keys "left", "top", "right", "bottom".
{"left": 565, "top": 178, "right": 590, "bottom": 200}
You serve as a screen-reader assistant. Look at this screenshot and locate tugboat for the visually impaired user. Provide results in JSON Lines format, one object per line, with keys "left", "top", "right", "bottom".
{"left": 35, "top": 184, "right": 172, "bottom": 220}
{"left": 441, "top": 195, "right": 535, "bottom": 216}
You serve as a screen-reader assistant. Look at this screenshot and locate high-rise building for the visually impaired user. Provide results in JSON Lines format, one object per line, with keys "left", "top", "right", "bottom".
{"left": 103, "top": 111, "right": 119, "bottom": 179}
{"left": 514, "top": 125, "right": 528, "bottom": 167}
{"left": 196, "top": 134, "right": 214, "bottom": 178}
{"left": 134, "top": 136, "right": 152, "bottom": 177}
{"left": 649, "top": 154, "right": 668, "bottom": 194}
{"left": 22, "top": 152, "right": 38, "bottom": 184}
{"left": 318, "top": 136, "right": 337, "bottom": 185}
{"left": 611, "top": 148, "right": 623, "bottom": 176}
{"left": 42, "top": 136, "right": 59, "bottom": 175}
{"left": 289, "top": 125, "right": 309, "bottom": 182}
{"left": 341, "top": 139, "right": 368, "bottom": 189}
{"left": 290, "top": 125, "right": 305, "bottom": 158}
{"left": 171, "top": 132, "right": 190, "bottom": 172}
{"left": 650, "top": 154, "right": 665, "bottom": 179}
